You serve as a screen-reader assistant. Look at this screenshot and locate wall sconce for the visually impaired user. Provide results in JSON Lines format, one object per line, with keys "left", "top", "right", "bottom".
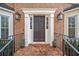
{"left": 15, "top": 12, "right": 21, "bottom": 20}
{"left": 57, "top": 12, "right": 63, "bottom": 20}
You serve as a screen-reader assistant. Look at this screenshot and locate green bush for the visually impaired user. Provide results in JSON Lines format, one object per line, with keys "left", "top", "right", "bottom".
{"left": 19, "top": 39, "right": 25, "bottom": 48}
{"left": 52, "top": 40, "right": 56, "bottom": 48}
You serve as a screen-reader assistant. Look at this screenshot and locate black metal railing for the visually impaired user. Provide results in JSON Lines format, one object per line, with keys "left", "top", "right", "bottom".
{"left": 55, "top": 33, "right": 79, "bottom": 56}
{"left": 0, "top": 33, "right": 24, "bottom": 56}
{"left": 63, "top": 36, "right": 79, "bottom": 56}
{"left": 1, "top": 32, "right": 79, "bottom": 56}
{"left": 0, "top": 36, "right": 15, "bottom": 56}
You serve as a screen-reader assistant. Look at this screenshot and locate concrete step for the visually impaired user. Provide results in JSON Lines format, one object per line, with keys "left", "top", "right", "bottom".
{"left": 14, "top": 44, "right": 63, "bottom": 56}
{"left": 28, "top": 44, "right": 51, "bottom": 48}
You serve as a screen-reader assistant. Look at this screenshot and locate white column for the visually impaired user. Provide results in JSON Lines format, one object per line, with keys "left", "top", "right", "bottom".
{"left": 64, "top": 16, "right": 68, "bottom": 36}
{"left": 50, "top": 14, "right": 54, "bottom": 46}
{"left": 25, "top": 14, "right": 31, "bottom": 46}
{"left": 45, "top": 15, "right": 48, "bottom": 43}
{"left": 9, "top": 13, "right": 13, "bottom": 36}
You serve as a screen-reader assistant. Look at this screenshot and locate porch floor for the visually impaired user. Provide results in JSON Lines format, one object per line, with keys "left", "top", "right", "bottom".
{"left": 14, "top": 44, "right": 63, "bottom": 56}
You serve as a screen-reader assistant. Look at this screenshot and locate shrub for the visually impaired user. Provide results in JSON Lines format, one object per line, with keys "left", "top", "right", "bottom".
{"left": 52, "top": 40, "right": 56, "bottom": 48}
{"left": 19, "top": 39, "right": 25, "bottom": 48}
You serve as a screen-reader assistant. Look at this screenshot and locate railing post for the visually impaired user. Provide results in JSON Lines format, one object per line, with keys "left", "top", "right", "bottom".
{"left": 7, "top": 44, "right": 9, "bottom": 56}
{"left": 63, "top": 39, "right": 64, "bottom": 56}
{"left": 12, "top": 39, "right": 15, "bottom": 55}
{"left": 2, "top": 51, "right": 3, "bottom": 56}
{"left": 0, "top": 33, "right": 25, "bottom": 56}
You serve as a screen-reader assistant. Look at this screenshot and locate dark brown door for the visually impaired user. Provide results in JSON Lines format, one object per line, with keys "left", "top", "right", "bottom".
{"left": 34, "top": 16, "right": 45, "bottom": 42}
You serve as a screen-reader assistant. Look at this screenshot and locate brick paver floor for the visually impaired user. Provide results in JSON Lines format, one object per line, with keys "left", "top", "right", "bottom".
{"left": 14, "top": 44, "right": 63, "bottom": 56}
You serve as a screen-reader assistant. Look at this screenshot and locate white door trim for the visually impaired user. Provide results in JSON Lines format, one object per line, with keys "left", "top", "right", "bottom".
{"left": 31, "top": 15, "right": 48, "bottom": 44}
{"left": 22, "top": 8, "right": 56, "bottom": 46}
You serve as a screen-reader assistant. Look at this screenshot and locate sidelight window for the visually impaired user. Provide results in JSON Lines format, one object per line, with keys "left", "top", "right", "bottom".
{"left": 30, "top": 16, "right": 32, "bottom": 29}
{"left": 46, "top": 17, "right": 48, "bottom": 29}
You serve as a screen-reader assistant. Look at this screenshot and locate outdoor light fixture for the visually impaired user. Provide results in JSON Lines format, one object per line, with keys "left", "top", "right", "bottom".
{"left": 57, "top": 12, "right": 63, "bottom": 20}
{"left": 15, "top": 12, "right": 21, "bottom": 20}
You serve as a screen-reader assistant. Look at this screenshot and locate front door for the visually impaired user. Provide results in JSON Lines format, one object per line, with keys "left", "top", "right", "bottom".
{"left": 33, "top": 16, "right": 45, "bottom": 42}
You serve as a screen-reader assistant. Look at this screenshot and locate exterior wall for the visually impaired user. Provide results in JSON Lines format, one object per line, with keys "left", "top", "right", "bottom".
{"left": 13, "top": 10, "right": 25, "bottom": 51}
{"left": 64, "top": 8, "right": 79, "bottom": 38}
{"left": 7, "top": 3, "right": 72, "bottom": 51}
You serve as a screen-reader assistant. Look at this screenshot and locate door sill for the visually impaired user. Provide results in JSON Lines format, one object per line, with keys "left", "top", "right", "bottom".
{"left": 30, "top": 42, "right": 49, "bottom": 44}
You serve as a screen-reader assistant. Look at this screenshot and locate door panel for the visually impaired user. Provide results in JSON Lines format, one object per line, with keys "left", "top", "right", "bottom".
{"left": 34, "top": 16, "right": 45, "bottom": 42}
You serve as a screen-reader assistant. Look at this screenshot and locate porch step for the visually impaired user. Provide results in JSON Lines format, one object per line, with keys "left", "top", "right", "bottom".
{"left": 14, "top": 44, "right": 63, "bottom": 56}
{"left": 29, "top": 44, "right": 51, "bottom": 48}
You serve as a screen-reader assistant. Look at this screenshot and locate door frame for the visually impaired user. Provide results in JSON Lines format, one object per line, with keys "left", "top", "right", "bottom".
{"left": 22, "top": 8, "right": 55, "bottom": 46}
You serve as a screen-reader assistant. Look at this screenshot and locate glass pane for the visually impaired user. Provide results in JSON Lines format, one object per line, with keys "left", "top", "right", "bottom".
{"left": 69, "top": 16, "right": 75, "bottom": 26}
{"left": 1, "top": 28, "right": 5, "bottom": 39}
{"left": 6, "top": 16, "right": 8, "bottom": 27}
{"left": 30, "top": 17, "right": 32, "bottom": 29}
{"left": 69, "top": 25, "right": 75, "bottom": 28}
{"left": 1, "top": 28, "right": 8, "bottom": 39}
{"left": 1, "top": 16, "right": 9, "bottom": 39}
{"left": 1, "top": 16, "right": 5, "bottom": 27}
{"left": 1, "top": 16, "right": 8, "bottom": 27}
{"left": 69, "top": 28, "right": 75, "bottom": 38}
{"left": 46, "top": 17, "right": 48, "bottom": 29}
{"left": 68, "top": 16, "right": 75, "bottom": 38}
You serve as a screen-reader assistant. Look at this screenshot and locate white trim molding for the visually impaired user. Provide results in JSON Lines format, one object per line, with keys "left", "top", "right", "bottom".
{"left": 22, "top": 8, "right": 56, "bottom": 46}
{"left": 50, "top": 14, "right": 54, "bottom": 46}
{"left": 22, "top": 8, "right": 56, "bottom": 14}
{"left": 0, "top": 7, "right": 15, "bottom": 13}
{"left": 64, "top": 7, "right": 79, "bottom": 14}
